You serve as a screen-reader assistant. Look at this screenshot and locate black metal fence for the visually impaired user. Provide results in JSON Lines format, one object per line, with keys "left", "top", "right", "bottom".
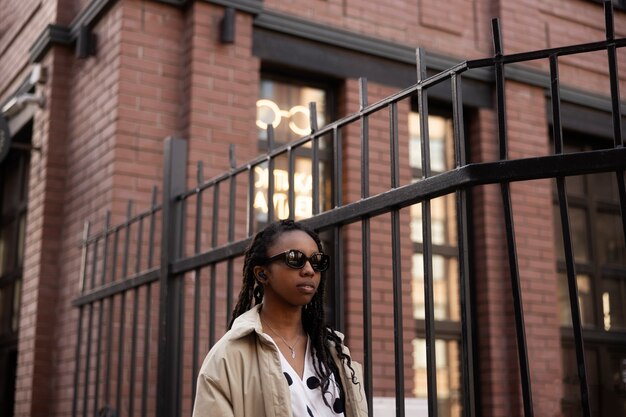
{"left": 72, "top": 2, "right": 626, "bottom": 416}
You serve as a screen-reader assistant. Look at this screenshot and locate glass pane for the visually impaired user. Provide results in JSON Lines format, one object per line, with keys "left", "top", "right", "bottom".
{"left": 410, "top": 202, "right": 423, "bottom": 243}
{"left": 17, "top": 214, "right": 25, "bottom": 267}
{"left": 0, "top": 219, "right": 17, "bottom": 273}
{"left": 253, "top": 156, "right": 322, "bottom": 222}
{"left": 605, "top": 348, "right": 626, "bottom": 416}
{"left": 0, "top": 226, "right": 5, "bottom": 277}
{"left": 561, "top": 346, "right": 600, "bottom": 417}
{"left": 565, "top": 175, "right": 586, "bottom": 197}
{"left": 0, "top": 287, "right": 4, "bottom": 336}
{"left": 410, "top": 196, "right": 457, "bottom": 246}
{"left": 412, "top": 254, "right": 460, "bottom": 321}
{"left": 12, "top": 280, "right": 20, "bottom": 332}
{"left": 559, "top": 273, "right": 594, "bottom": 327}
{"left": 408, "top": 113, "right": 454, "bottom": 173}
{"left": 257, "top": 80, "right": 327, "bottom": 144}
{"left": 412, "top": 338, "right": 462, "bottom": 417}
{"left": 590, "top": 172, "right": 620, "bottom": 203}
{"left": 601, "top": 278, "right": 626, "bottom": 331}
{"left": 553, "top": 206, "right": 590, "bottom": 263}
{"left": 253, "top": 161, "right": 270, "bottom": 224}
{"left": 596, "top": 213, "right": 626, "bottom": 266}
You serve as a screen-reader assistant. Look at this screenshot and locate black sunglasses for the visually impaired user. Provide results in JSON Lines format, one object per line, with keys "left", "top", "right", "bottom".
{"left": 266, "top": 249, "right": 330, "bottom": 272}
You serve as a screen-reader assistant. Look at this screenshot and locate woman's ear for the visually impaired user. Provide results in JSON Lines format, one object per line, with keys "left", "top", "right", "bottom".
{"left": 253, "top": 266, "right": 268, "bottom": 283}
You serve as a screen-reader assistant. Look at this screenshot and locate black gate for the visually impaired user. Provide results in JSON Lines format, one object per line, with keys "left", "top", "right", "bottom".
{"left": 72, "top": 2, "right": 626, "bottom": 417}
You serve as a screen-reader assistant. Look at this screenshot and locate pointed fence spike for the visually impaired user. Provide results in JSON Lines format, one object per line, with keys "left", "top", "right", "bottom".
{"left": 309, "top": 102, "right": 318, "bottom": 133}
{"left": 416, "top": 48, "right": 427, "bottom": 83}
{"left": 358, "top": 77, "right": 368, "bottom": 110}
{"left": 229, "top": 144, "right": 236, "bottom": 169}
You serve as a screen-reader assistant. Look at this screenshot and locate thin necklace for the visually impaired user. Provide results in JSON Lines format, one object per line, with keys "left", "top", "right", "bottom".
{"left": 261, "top": 317, "right": 302, "bottom": 359}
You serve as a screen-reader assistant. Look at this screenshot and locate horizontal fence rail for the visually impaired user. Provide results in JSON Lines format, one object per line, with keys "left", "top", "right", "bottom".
{"left": 73, "top": 3, "right": 625, "bottom": 417}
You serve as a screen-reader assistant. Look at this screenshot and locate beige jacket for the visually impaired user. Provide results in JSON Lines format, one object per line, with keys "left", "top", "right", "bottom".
{"left": 192, "top": 304, "right": 369, "bottom": 417}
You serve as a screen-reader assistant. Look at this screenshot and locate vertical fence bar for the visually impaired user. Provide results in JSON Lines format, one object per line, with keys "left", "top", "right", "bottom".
{"left": 605, "top": 1, "right": 622, "bottom": 149}
{"left": 288, "top": 147, "right": 295, "bottom": 221}
{"left": 157, "top": 137, "right": 188, "bottom": 417}
{"left": 148, "top": 187, "right": 158, "bottom": 269}
{"left": 122, "top": 201, "right": 132, "bottom": 277}
{"left": 331, "top": 126, "right": 345, "bottom": 333}
{"left": 95, "top": 212, "right": 110, "bottom": 415}
{"left": 116, "top": 202, "right": 133, "bottom": 414}
{"left": 452, "top": 71, "right": 476, "bottom": 417}
{"left": 310, "top": 102, "right": 320, "bottom": 216}
{"left": 135, "top": 216, "right": 144, "bottom": 274}
{"left": 417, "top": 47, "right": 438, "bottom": 417}
{"left": 389, "top": 101, "right": 406, "bottom": 417}
{"left": 604, "top": 1, "right": 626, "bottom": 246}
{"left": 72, "top": 222, "right": 90, "bottom": 417}
{"left": 492, "top": 20, "right": 508, "bottom": 161}
{"left": 267, "top": 125, "right": 276, "bottom": 223}
{"left": 227, "top": 145, "right": 237, "bottom": 325}
{"left": 550, "top": 54, "right": 592, "bottom": 417}
{"left": 492, "top": 19, "right": 534, "bottom": 417}
{"left": 209, "top": 179, "right": 220, "bottom": 346}
{"left": 105, "top": 224, "right": 120, "bottom": 409}
{"left": 129, "top": 264, "right": 140, "bottom": 417}
{"left": 191, "top": 161, "right": 204, "bottom": 409}
{"left": 332, "top": 225, "right": 345, "bottom": 331}
{"left": 143, "top": 189, "right": 157, "bottom": 417}
{"left": 141, "top": 281, "right": 152, "bottom": 417}
{"left": 82, "top": 229, "right": 99, "bottom": 417}
{"left": 358, "top": 77, "right": 374, "bottom": 412}
{"left": 247, "top": 165, "right": 255, "bottom": 236}
{"left": 108, "top": 223, "right": 121, "bottom": 411}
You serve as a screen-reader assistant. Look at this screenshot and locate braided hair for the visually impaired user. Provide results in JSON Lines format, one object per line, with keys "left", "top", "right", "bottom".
{"left": 230, "top": 219, "right": 359, "bottom": 411}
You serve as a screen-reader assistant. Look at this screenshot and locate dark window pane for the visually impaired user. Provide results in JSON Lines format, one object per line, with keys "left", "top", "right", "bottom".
{"left": 561, "top": 346, "right": 600, "bottom": 417}
{"left": 553, "top": 206, "right": 590, "bottom": 263}
{"left": 596, "top": 213, "right": 626, "bottom": 266}
{"left": 590, "top": 172, "right": 620, "bottom": 203}
{"left": 565, "top": 175, "right": 586, "bottom": 197}
{"left": 0, "top": 220, "right": 17, "bottom": 275}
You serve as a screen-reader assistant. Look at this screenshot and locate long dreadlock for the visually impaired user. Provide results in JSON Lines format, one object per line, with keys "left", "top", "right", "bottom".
{"left": 230, "top": 219, "right": 359, "bottom": 411}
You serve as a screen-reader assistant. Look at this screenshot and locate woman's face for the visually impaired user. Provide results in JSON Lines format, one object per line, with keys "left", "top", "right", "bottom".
{"left": 261, "top": 230, "right": 322, "bottom": 309}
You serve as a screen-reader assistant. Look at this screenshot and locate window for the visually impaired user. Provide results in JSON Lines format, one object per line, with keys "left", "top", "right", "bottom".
{"left": 554, "top": 135, "right": 626, "bottom": 417}
{"left": 409, "top": 112, "right": 462, "bottom": 417}
{"left": 254, "top": 76, "right": 334, "bottom": 225}
{"left": 0, "top": 121, "right": 31, "bottom": 416}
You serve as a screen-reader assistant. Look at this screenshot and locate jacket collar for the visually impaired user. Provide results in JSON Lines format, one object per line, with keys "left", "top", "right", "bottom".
{"left": 228, "top": 304, "right": 264, "bottom": 340}
{"left": 229, "top": 304, "right": 348, "bottom": 343}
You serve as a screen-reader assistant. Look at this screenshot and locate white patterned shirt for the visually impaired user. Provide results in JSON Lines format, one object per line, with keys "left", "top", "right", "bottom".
{"left": 269, "top": 336, "right": 346, "bottom": 417}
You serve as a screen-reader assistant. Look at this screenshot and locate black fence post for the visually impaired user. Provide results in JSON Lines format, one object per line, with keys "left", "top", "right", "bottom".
{"left": 156, "top": 137, "right": 188, "bottom": 417}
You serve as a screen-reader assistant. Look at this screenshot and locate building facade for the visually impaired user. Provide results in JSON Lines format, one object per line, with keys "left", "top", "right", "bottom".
{"left": 0, "top": 0, "right": 625, "bottom": 416}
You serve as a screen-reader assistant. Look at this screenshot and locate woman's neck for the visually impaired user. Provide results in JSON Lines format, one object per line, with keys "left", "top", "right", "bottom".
{"left": 259, "top": 303, "right": 303, "bottom": 338}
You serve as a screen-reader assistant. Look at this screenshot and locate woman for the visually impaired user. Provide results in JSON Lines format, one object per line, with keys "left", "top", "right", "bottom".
{"left": 193, "top": 220, "right": 368, "bottom": 417}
